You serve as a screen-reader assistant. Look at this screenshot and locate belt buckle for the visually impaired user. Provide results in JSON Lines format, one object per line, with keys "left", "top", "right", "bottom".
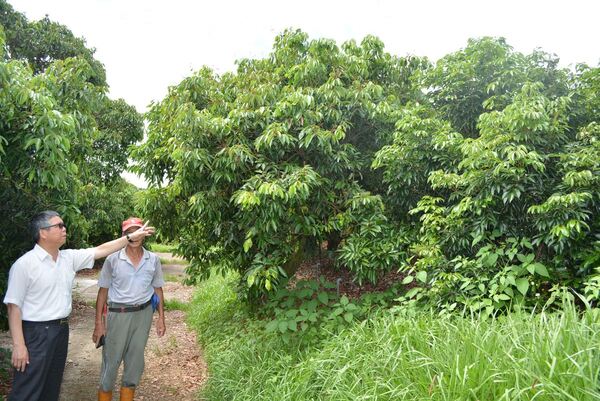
{"left": 59, "top": 318, "right": 69, "bottom": 325}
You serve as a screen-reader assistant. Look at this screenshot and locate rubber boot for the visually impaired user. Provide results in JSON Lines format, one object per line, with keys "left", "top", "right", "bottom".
{"left": 120, "top": 386, "right": 135, "bottom": 401}
{"left": 98, "top": 390, "right": 112, "bottom": 401}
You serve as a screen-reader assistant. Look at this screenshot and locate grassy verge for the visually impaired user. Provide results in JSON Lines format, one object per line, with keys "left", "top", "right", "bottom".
{"left": 164, "top": 298, "right": 188, "bottom": 311}
{"left": 150, "top": 242, "right": 179, "bottom": 253}
{"left": 188, "top": 275, "right": 600, "bottom": 401}
{"left": 159, "top": 257, "right": 187, "bottom": 265}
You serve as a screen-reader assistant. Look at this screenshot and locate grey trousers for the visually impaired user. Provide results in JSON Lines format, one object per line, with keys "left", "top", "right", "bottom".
{"left": 99, "top": 303, "right": 153, "bottom": 391}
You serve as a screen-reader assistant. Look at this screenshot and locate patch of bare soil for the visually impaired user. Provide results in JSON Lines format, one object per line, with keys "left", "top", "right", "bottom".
{"left": 136, "top": 310, "right": 207, "bottom": 401}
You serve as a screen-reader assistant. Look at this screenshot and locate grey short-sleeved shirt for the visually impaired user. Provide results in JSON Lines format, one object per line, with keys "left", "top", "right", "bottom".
{"left": 98, "top": 248, "right": 164, "bottom": 305}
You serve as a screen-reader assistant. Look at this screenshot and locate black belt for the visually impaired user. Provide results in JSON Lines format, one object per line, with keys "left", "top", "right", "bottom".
{"left": 23, "top": 317, "right": 69, "bottom": 325}
{"left": 108, "top": 299, "right": 152, "bottom": 313}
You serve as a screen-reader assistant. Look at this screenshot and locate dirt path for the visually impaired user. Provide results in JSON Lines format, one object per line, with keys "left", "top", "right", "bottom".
{"left": 1, "top": 256, "right": 207, "bottom": 401}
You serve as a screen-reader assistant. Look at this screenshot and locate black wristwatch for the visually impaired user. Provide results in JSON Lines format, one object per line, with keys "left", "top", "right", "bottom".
{"left": 126, "top": 234, "right": 134, "bottom": 243}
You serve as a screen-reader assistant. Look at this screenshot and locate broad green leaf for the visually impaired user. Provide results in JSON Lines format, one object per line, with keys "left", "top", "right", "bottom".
{"left": 533, "top": 263, "right": 549, "bottom": 277}
{"left": 516, "top": 278, "right": 529, "bottom": 295}
{"left": 317, "top": 291, "right": 329, "bottom": 304}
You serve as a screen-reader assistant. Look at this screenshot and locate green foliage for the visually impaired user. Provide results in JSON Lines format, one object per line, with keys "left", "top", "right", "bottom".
{"left": 263, "top": 277, "right": 403, "bottom": 345}
{"left": 263, "top": 278, "right": 361, "bottom": 344}
{"left": 134, "top": 31, "right": 600, "bottom": 312}
{"left": 424, "top": 37, "right": 570, "bottom": 136}
{"left": 335, "top": 193, "right": 410, "bottom": 284}
{"left": 399, "top": 235, "right": 554, "bottom": 314}
{"left": 372, "top": 103, "right": 463, "bottom": 217}
{"left": 0, "top": 4, "right": 143, "bottom": 327}
{"left": 190, "top": 273, "right": 600, "bottom": 401}
{"left": 134, "top": 29, "right": 427, "bottom": 297}
{"left": 148, "top": 242, "right": 179, "bottom": 253}
{"left": 376, "top": 78, "right": 600, "bottom": 311}
{"left": 0, "top": 0, "right": 105, "bottom": 84}
{"left": 163, "top": 299, "right": 188, "bottom": 311}
{"left": 76, "top": 178, "right": 140, "bottom": 246}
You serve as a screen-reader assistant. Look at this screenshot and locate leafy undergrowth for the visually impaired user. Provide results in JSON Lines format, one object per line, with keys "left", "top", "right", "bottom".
{"left": 188, "top": 273, "right": 600, "bottom": 401}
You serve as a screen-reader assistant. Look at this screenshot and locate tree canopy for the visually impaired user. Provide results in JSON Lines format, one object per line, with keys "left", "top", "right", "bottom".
{"left": 0, "top": 2, "right": 143, "bottom": 327}
{"left": 136, "top": 30, "right": 600, "bottom": 311}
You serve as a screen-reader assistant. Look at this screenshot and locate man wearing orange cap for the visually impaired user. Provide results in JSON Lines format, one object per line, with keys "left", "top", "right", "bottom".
{"left": 3, "top": 211, "right": 155, "bottom": 401}
{"left": 93, "top": 217, "right": 165, "bottom": 401}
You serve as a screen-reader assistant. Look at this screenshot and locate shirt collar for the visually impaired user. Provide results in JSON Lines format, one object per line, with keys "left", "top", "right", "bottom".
{"left": 118, "top": 247, "right": 149, "bottom": 262}
{"left": 33, "top": 244, "right": 53, "bottom": 261}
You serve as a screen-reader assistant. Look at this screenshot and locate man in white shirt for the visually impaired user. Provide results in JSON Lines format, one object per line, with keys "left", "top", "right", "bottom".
{"left": 3, "top": 210, "right": 155, "bottom": 401}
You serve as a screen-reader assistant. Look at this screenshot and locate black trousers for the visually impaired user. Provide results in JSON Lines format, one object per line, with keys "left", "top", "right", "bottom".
{"left": 8, "top": 320, "right": 69, "bottom": 401}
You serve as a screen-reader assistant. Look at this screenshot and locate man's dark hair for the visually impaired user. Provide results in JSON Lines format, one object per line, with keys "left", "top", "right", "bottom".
{"left": 30, "top": 210, "right": 60, "bottom": 242}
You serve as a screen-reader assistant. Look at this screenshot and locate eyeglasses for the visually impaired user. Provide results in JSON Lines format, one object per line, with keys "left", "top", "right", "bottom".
{"left": 42, "top": 222, "right": 67, "bottom": 230}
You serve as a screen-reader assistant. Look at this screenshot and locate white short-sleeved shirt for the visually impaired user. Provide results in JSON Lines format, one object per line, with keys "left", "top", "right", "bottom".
{"left": 98, "top": 248, "right": 164, "bottom": 305}
{"left": 3, "top": 244, "right": 95, "bottom": 321}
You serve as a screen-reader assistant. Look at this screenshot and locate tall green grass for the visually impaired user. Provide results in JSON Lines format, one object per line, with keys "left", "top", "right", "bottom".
{"left": 188, "top": 275, "right": 600, "bottom": 400}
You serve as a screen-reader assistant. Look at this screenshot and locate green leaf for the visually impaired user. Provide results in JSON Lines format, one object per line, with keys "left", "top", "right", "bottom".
{"left": 278, "top": 321, "right": 288, "bottom": 333}
{"left": 265, "top": 320, "right": 278, "bottom": 332}
{"left": 288, "top": 320, "right": 297, "bottom": 332}
{"left": 533, "top": 263, "right": 549, "bottom": 277}
{"left": 243, "top": 238, "right": 253, "bottom": 253}
{"left": 343, "top": 312, "right": 353, "bottom": 323}
{"left": 416, "top": 271, "right": 428, "bottom": 283}
{"left": 402, "top": 275, "right": 414, "bottom": 284}
{"left": 483, "top": 253, "right": 499, "bottom": 266}
{"left": 317, "top": 291, "right": 329, "bottom": 304}
{"left": 516, "top": 278, "right": 529, "bottom": 295}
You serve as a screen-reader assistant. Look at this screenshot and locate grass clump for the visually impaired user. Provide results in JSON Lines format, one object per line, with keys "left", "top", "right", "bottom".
{"left": 163, "top": 298, "right": 188, "bottom": 311}
{"left": 150, "top": 242, "right": 179, "bottom": 253}
{"left": 187, "top": 274, "right": 600, "bottom": 401}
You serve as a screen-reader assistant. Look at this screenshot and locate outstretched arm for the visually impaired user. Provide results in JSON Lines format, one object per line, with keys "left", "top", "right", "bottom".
{"left": 92, "top": 225, "right": 155, "bottom": 260}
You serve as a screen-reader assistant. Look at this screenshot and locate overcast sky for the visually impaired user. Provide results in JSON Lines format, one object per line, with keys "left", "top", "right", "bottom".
{"left": 8, "top": 0, "right": 600, "bottom": 113}
{"left": 7, "top": 0, "right": 599, "bottom": 187}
